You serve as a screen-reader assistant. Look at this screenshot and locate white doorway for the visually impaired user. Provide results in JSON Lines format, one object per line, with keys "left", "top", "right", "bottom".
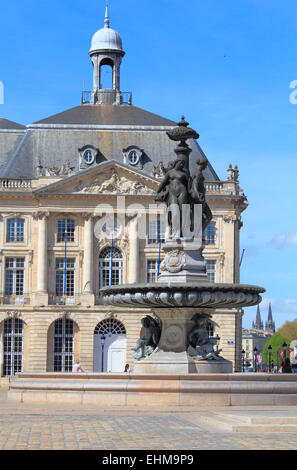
{"left": 94, "top": 318, "right": 126, "bottom": 373}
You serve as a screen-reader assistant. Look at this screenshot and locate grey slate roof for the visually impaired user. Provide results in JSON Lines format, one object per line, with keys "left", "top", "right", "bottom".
{"left": 33, "top": 104, "right": 177, "bottom": 127}
{"left": 0, "top": 117, "right": 25, "bottom": 130}
{"left": 0, "top": 104, "right": 220, "bottom": 182}
{"left": 0, "top": 118, "right": 26, "bottom": 174}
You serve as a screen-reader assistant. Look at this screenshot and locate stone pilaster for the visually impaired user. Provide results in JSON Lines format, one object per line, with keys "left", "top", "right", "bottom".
{"left": 33, "top": 211, "right": 49, "bottom": 305}
{"left": 82, "top": 213, "right": 95, "bottom": 305}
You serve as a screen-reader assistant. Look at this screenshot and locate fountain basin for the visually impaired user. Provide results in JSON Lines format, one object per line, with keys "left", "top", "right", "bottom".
{"left": 100, "top": 283, "right": 265, "bottom": 374}
{"left": 100, "top": 282, "right": 265, "bottom": 309}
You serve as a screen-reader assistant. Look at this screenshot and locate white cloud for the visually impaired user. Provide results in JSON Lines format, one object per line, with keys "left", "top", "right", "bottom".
{"left": 270, "top": 232, "right": 297, "bottom": 249}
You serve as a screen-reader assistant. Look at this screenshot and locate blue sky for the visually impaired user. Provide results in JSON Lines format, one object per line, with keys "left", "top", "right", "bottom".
{"left": 1, "top": 0, "right": 297, "bottom": 329}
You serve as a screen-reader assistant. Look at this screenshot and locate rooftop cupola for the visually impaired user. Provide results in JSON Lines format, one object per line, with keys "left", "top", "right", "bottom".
{"left": 89, "top": 2, "right": 126, "bottom": 105}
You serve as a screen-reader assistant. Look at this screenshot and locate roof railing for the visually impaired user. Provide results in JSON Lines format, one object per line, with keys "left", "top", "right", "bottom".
{"left": 81, "top": 90, "right": 132, "bottom": 105}
{"left": 0, "top": 179, "right": 32, "bottom": 189}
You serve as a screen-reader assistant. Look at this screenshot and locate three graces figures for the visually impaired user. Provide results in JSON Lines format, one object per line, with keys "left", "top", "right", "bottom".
{"left": 154, "top": 117, "right": 212, "bottom": 239}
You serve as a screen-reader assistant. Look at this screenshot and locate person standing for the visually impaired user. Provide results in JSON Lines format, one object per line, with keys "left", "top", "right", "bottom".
{"left": 280, "top": 358, "right": 292, "bottom": 373}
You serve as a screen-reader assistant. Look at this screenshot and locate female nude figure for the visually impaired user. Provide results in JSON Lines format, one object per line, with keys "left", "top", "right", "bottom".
{"left": 155, "top": 159, "right": 191, "bottom": 238}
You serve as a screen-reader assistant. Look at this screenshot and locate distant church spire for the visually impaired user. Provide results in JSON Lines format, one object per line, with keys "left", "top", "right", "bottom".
{"left": 104, "top": 0, "right": 110, "bottom": 28}
{"left": 265, "top": 302, "right": 276, "bottom": 334}
{"left": 252, "top": 305, "right": 263, "bottom": 330}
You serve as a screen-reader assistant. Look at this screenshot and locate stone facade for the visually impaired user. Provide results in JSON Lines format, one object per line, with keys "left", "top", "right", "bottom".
{"left": 0, "top": 8, "right": 249, "bottom": 376}
{"left": 0, "top": 163, "right": 247, "bottom": 374}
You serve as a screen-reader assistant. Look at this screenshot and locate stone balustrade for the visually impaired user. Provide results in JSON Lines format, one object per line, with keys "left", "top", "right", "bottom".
{"left": 0, "top": 179, "right": 32, "bottom": 189}
{"left": 0, "top": 295, "right": 30, "bottom": 305}
{"left": 205, "top": 180, "right": 242, "bottom": 196}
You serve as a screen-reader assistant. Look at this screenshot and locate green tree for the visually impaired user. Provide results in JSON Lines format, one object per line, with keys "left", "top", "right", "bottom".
{"left": 278, "top": 319, "right": 297, "bottom": 343}
{"left": 262, "top": 332, "right": 290, "bottom": 367}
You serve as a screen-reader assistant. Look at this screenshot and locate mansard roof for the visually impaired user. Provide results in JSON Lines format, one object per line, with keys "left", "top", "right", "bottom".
{"left": 32, "top": 104, "right": 177, "bottom": 127}
{"left": 0, "top": 104, "right": 220, "bottom": 182}
{"left": 0, "top": 117, "right": 25, "bottom": 130}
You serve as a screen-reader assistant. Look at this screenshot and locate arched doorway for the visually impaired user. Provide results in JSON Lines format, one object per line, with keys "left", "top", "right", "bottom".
{"left": 2, "top": 318, "right": 23, "bottom": 377}
{"left": 94, "top": 318, "right": 126, "bottom": 372}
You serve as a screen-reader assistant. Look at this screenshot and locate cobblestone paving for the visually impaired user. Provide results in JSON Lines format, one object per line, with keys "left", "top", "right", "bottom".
{"left": 0, "top": 402, "right": 296, "bottom": 450}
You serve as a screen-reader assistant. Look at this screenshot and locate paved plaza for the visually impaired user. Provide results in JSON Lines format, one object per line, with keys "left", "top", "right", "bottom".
{"left": 0, "top": 387, "right": 297, "bottom": 451}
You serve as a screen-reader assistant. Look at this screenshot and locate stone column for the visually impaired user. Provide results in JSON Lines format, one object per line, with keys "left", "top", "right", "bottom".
{"left": 128, "top": 215, "right": 139, "bottom": 283}
{"left": 82, "top": 213, "right": 95, "bottom": 305}
{"left": 34, "top": 211, "right": 49, "bottom": 305}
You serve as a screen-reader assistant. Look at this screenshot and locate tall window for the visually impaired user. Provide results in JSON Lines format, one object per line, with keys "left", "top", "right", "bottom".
{"left": 2, "top": 318, "right": 23, "bottom": 377}
{"left": 206, "top": 260, "right": 216, "bottom": 283}
{"left": 55, "top": 258, "right": 75, "bottom": 298}
{"left": 147, "top": 260, "right": 159, "bottom": 283}
{"left": 148, "top": 219, "right": 165, "bottom": 244}
{"left": 207, "top": 321, "right": 215, "bottom": 337}
{"left": 99, "top": 247, "right": 123, "bottom": 288}
{"left": 6, "top": 218, "right": 25, "bottom": 243}
{"left": 57, "top": 219, "right": 75, "bottom": 243}
{"left": 53, "top": 318, "right": 74, "bottom": 372}
{"left": 203, "top": 222, "right": 216, "bottom": 245}
{"left": 5, "top": 258, "right": 25, "bottom": 296}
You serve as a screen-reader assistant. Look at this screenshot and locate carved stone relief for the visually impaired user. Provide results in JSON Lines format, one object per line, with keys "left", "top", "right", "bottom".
{"left": 73, "top": 168, "right": 155, "bottom": 195}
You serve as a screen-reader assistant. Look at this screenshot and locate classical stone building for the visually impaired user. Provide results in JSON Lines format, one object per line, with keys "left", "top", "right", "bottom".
{"left": 0, "top": 6, "right": 248, "bottom": 377}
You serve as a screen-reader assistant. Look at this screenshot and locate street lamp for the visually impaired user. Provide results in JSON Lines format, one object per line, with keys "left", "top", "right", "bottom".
{"left": 241, "top": 349, "right": 245, "bottom": 372}
{"left": 101, "top": 335, "right": 106, "bottom": 372}
{"left": 253, "top": 347, "right": 258, "bottom": 372}
{"left": 268, "top": 345, "right": 272, "bottom": 373}
{"left": 282, "top": 342, "right": 287, "bottom": 359}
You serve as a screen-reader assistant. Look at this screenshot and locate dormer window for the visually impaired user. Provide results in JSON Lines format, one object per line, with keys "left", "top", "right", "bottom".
{"left": 78, "top": 145, "right": 102, "bottom": 170}
{"left": 128, "top": 150, "right": 139, "bottom": 165}
{"left": 83, "top": 149, "right": 95, "bottom": 165}
{"left": 123, "top": 146, "right": 143, "bottom": 168}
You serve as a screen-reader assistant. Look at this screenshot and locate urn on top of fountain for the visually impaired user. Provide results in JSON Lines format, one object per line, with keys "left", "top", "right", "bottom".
{"left": 166, "top": 116, "right": 199, "bottom": 162}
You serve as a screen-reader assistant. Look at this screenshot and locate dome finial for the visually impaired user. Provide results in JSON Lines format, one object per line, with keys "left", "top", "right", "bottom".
{"left": 104, "top": 0, "right": 110, "bottom": 28}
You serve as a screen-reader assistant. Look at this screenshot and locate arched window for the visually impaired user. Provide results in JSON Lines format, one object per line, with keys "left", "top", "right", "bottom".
{"left": 53, "top": 318, "right": 74, "bottom": 372}
{"left": 94, "top": 318, "right": 126, "bottom": 372}
{"left": 2, "top": 318, "right": 23, "bottom": 377}
{"left": 99, "top": 247, "right": 123, "bottom": 288}
{"left": 94, "top": 318, "right": 126, "bottom": 336}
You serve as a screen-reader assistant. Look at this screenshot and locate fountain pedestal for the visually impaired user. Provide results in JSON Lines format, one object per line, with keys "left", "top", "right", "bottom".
{"left": 132, "top": 307, "right": 233, "bottom": 374}
{"left": 159, "top": 239, "right": 208, "bottom": 283}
